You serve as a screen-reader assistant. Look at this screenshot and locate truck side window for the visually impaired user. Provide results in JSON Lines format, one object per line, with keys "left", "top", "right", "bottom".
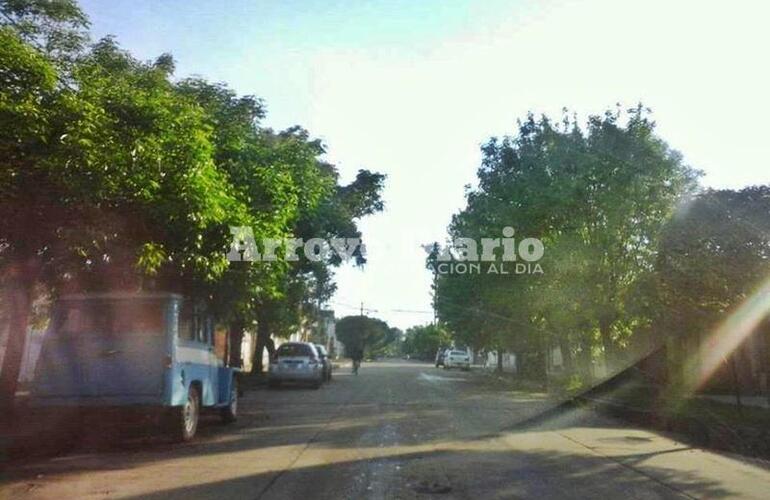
{"left": 178, "top": 303, "right": 196, "bottom": 342}
{"left": 195, "top": 316, "right": 207, "bottom": 343}
{"left": 213, "top": 323, "right": 228, "bottom": 362}
{"left": 179, "top": 301, "right": 208, "bottom": 344}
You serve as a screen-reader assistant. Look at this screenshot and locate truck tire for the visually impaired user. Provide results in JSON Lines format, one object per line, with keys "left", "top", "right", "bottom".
{"left": 220, "top": 377, "right": 238, "bottom": 423}
{"left": 170, "top": 385, "right": 200, "bottom": 442}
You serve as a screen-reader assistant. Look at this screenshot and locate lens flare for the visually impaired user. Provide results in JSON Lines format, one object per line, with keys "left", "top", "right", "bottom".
{"left": 680, "top": 276, "right": 770, "bottom": 394}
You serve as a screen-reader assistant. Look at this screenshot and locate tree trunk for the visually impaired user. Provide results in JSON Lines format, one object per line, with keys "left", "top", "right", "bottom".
{"left": 228, "top": 318, "right": 244, "bottom": 368}
{"left": 577, "top": 338, "right": 593, "bottom": 385}
{"left": 558, "top": 336, "right": 574, "bottom": 375}
{"left": 254, "top": 318, "right": 271, "bottom": 374}
{"left": 729, "top": 355, "right": 743, "bottom": 413}
{"left": 599, "top": 318, "right": 615, "bottom": 374}
{"left": 496, "top": 349, "right": 504, "bottom": 373}
{"left": 535, "top": 336, "right": 548, "bottom": 384}
{"left": 0, "top": 261, "right": 37, "bottom": 413}
{"left": 763, "top": 319, "right": 770, "bottom": 406}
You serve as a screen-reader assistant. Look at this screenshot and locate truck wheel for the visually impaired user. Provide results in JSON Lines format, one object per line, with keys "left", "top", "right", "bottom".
{"left": 221, "top": 378, "right": 238, "bottom": 423}
{"left": 170, "top": 386, "right": 200, "bottom": 442}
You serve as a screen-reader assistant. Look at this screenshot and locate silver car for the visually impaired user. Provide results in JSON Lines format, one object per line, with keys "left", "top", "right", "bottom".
{"left": 444, "top": 349, "right": 471, "bottom": 370}
{"left": 268, "top": 342, "right": 324, "bottom": 389}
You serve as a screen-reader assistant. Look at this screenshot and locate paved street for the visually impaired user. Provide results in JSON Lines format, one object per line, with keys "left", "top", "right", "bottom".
{"left": 2, "top": 360, "right": 769, "bottom": 499}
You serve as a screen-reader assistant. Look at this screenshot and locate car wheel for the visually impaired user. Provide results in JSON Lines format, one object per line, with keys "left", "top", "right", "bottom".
{"left": 220, "top": 377, "right": 238, "bottom": 424}
{"left": 312, "top": 378, "right": 322, "bottom": 389}
{"left": 170, "top": 385, "right": 200, "bottom": 442}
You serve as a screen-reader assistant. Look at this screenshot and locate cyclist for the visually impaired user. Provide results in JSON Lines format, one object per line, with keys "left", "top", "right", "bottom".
{"left": 350, "top": 347, "right": 364, "bottom": 375}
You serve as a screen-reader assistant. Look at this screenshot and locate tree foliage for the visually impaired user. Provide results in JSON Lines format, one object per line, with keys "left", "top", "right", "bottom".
{"left": 335, "top": 315, "right": 397, "bottom": 359}
{"left": 434, "top": 108, "right": 701, "bottom": 381}
{"left": 657, "top": 187, "right": 770, "bottom": 339}
{"left": 401, "top": 323, "right": 451, "bottom": 361}
{"left": 0, "top": 0, "right": 384, "bottom": 404}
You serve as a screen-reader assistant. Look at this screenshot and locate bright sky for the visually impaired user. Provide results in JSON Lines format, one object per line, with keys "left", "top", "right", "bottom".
{"left": 81, "top": 0, "right": 769, "bottom": 329}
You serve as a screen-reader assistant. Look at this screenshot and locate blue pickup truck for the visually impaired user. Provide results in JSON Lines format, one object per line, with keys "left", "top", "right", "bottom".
{"left": 29, "top": 292, "right": 240, "bottom": 441}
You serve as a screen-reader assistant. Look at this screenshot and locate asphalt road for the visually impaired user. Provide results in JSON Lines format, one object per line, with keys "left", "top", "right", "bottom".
{"left": 2, "top": 360, "right": 769, "bottom": 499}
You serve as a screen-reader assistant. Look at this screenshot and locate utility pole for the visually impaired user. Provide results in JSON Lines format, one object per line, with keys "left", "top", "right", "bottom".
{"left": 432, "top": 268, "right": 438, "bottom": 325}
{"left": 360, "top": 301, "right": 364, "bottom": 317}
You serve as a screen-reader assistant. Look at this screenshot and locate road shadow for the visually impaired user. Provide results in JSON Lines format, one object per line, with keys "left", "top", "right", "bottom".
{"left": 111, "top": 447, "right": 737, "bottom": 499}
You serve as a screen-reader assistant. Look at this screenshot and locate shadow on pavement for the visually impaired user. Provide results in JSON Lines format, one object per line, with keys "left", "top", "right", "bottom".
{"left": 116, "top": 447, "right": 735, "bottom": 499}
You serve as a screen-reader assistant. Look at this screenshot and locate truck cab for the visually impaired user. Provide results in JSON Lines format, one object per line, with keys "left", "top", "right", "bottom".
{"left": 29, "top": 292, "right": 240, "bottom": 441}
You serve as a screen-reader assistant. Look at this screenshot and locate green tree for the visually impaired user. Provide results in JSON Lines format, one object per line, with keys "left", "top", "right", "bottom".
{"left": 434, "top": 107, "right": 700, "bottom": 383}
{"left": 0, "top": 0, "right": 89, "bottom": 65}
{"left": 0, "top": 0, "right": 386, "bottom": 407}
{"left": 335, "top": 315, "right": 395, "bottom": 359}
{"left": 402, "top": 323, "right": 451, "bottom": 361}
{"left": 656, "top": 186, "right": 770, "bottom": 390}
{"left": 0, "top": 29, "right": 247, "bottom": 406}
{"left": 251, "top": 167, "right": 385, "bottom": 372}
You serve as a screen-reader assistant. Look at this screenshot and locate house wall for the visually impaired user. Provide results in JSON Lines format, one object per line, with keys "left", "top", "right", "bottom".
{"left": 480, "top": 351, "right": 517, "bottom": 372}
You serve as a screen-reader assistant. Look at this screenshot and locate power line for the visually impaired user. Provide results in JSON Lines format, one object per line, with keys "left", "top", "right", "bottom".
{"left": 329, "top": 301, "right": 433, "bottom": 315}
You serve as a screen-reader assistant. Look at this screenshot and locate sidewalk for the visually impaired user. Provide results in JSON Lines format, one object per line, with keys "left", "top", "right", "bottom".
{"left": 576, "top": 386, "right": 770, "bottom": 460}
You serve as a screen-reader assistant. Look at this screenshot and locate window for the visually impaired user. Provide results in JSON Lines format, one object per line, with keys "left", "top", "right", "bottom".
{"left": 276, "top": 343, "right": 315, "bottom": 358}
{"left": 178, "top": 302, "right": 206, "bottom": 343}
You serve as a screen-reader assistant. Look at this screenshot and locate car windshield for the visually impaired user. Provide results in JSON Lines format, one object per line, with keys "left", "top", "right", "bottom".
{"left": 2, "top": 1, "right": 769, "bottom": 498}
{"left": 276, "top": 344, "right": 314, "bottom": 358}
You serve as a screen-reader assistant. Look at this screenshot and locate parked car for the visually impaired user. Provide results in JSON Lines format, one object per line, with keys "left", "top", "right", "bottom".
{"left": 314, "top": 343, "right": 333, "bottom": 382}
{"left": 444, "top": 349, "right": 471, "bottom": 370}
{"left": 435, "top": 348, "right": 448, "bottom": 367}
{"left": 268, "top": 342, "right": 324, "bottom": 389}
{"left": 29, "top": 292, "right": 240, "bottom": 442}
